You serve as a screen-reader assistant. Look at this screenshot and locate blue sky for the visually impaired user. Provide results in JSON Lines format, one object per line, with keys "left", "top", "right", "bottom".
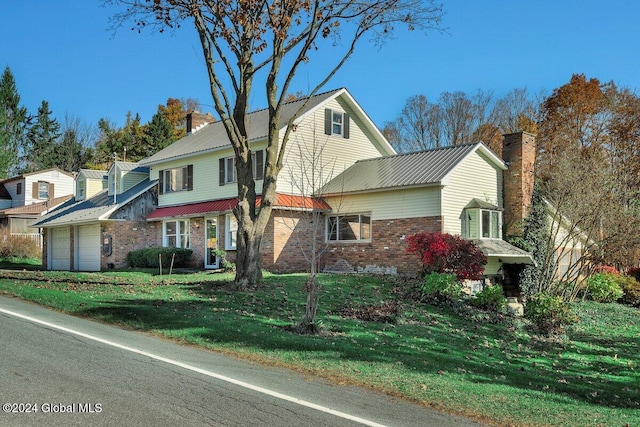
{"left": 1, "top": 1, "right": 639, "bottom": 131}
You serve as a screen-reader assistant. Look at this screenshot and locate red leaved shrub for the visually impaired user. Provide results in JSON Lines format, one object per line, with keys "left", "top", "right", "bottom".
{"left": 406, "top": 232, "right": 487, "bottom": 280}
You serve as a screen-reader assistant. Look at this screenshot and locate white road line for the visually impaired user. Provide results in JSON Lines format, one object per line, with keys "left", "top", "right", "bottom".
{"left": 0, "top": 307, "right": 387, "bottom": 427}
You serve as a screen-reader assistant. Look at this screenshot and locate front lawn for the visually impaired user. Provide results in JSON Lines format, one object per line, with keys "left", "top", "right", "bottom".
{"left": 0, "top": 269, "right": 637, "bottom": 426}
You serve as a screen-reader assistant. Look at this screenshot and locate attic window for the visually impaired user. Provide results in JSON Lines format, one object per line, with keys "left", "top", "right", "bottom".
{"left": 324, "top": 109, "right": 350, "bottom": 138}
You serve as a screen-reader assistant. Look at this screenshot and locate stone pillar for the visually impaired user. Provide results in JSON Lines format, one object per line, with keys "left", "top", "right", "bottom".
{"left": 502, "top": 131, "right": 536, "bottom": 237}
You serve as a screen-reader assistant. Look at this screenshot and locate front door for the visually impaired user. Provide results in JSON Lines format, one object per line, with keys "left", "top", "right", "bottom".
{"left": 205, "top": 218, "right": 219, "bottom": 269}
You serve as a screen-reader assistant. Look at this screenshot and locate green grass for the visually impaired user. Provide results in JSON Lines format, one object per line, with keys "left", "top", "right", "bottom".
{"left": 0, "top": 269, "right": 638, "bottom": 426}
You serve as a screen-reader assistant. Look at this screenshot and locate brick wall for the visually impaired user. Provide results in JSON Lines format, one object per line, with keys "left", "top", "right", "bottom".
{"left": 101, "top": 220, "right": 160, "bottom": 269}
{"left": 322, "top": 216, "right": 443, "bottom": 276}
{"left": 502, "top": 132, "right": 536, "bottom": 237}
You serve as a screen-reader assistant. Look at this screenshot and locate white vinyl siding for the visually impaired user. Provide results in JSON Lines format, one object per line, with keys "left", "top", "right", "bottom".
{"left": 152, "top": 148, "right": 260, "bottom": 207}
{"left": 441, "top": 150, "right": 503, "bottom": 236}
{"left": 279, "top": 98, "right": 391, "bottom": 195}
{"left": 324, "top": 187, "right": 440, "bottom": 222}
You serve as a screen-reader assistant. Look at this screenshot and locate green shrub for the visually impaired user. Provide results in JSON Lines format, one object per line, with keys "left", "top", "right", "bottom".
{"left": 127, "top": 247, "right": 193, "bottom": 268}
{"left": 587, "top": 273, "right": 624, "bottom": 303}
{"left": 618, "top": 275, "right": 640, "bottom": 307}
{"left": 211, "top": 249, "right": 235, "bottom": 271}
{"left": 0, "top": 236, "right": 41, "bottom": 259}
{"left": 421, "top": 272, "right": 462, "bottom": 301}
{"left": 525, "top": 292, "right": 578, "bottom": 335}
{"left": 469, "top": 285, "right": 507, "bottom": 312}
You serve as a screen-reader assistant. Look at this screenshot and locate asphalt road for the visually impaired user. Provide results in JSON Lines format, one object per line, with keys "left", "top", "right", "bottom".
{"left": 0, "top": 295, "right": 483, "bottom": 427}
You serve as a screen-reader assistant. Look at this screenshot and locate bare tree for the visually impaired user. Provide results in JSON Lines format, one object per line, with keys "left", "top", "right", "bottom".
{"left": 108, "top": 0, "right": 445, "bottom": 288}
{"left": 280, "top": 122, "right": 346, "bottom": 333}
{"left": 382, "top": 94, "right": 442, "bottom": 152}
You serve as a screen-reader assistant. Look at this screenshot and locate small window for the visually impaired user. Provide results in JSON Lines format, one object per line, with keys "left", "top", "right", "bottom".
{"left": 481, "top": 209, "right": 501, "bottom": 239}
{"left": 225, "top": 214, "right": 238, "bottom": 250}
{"left": 163, "top": 220, "right": 190, "bottom": 248}
{"left": 324, "top": 109, "right": 350, "bottom": 138}
{"left": 160, "top": 165, "right": 193, "bottom": 194}
{"left": 38, "top": 182, "right": 49, "bottom": 199}
{"left": 78, "top": 180, "right": 85, "bottom": 198}
{"left": 220, "top": 151, "right": 263, "bottom": 185}
{"left": 16, "top": 182, "right": 22, "bottom": 195}
{"left": 327, "top": 214, "right": 371, "bottom": 242}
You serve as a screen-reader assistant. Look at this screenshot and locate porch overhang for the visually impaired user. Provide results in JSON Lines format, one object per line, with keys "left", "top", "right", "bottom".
{"left": 473, "top": 239, "right": 534, "bottom": 265}
{"left": 146, "top": 194, "right": 332, "bottom": 221}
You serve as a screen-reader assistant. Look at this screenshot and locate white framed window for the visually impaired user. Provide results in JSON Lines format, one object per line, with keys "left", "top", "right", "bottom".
{"left": 331, "top": 111, "right": 343, "bottom": 135}
{"left": 324, "top": 108, "right": 350, "bottom": 138}
{"left": 464, "top": 208, "right": 501, "bottom": 239}
{"left": 222, "top": 152, "right": 261, "bottom": 185}
{"left": 160, "top": 165, "right": 193, "bottom": 194}
{"left": 78, "top": 180, "right": 86, "bottom": 198}
{"left": 163, "top": 219, "right": 190, "bottom": 249}
{"left": 38, "top": 182, "right": 49, "bottom": 199}
{"left": 225, "top": 214, "right": 238, "bottom": 250}
{"left": 481, "top": 210, "right": 501, "bottom": 239}
{"left": 327, "top": 213, "right": 371, "bottom": 242}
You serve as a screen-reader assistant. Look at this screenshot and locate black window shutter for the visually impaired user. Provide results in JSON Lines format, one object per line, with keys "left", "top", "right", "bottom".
{"left": 343, "top": 113, "right": 350, "bottom": 139}
{"left": 219, "top": 158, "right": 226, "bottom": 186}
{"left": 255, "top": 150, "right": 264, "bottom": 180}
{"left": 324, "top": 108, "right": 332, "bottom": 135}
{"left": 158, "top": 170, "right": 164, "bottom": 194}
{"left": 186, "top": 165, "right": 193, "bottom": 190}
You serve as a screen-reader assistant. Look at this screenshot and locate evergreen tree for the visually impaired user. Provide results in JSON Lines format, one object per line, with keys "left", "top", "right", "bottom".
{"left": 519, "top": 183, "right": 552, "bottom": 298}
{"left": 143, "top": 110, "right": 173, "bottom": 157}
{"left": 24, "top": 100, "right": 61, "bottom": 172}
{"left": 0, "top": 66, "right": 29, "bottom": 177}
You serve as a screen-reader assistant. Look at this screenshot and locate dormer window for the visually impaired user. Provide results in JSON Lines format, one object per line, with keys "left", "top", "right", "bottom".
{"left": 462, "top": 199, "right": 502, "bottom": 240}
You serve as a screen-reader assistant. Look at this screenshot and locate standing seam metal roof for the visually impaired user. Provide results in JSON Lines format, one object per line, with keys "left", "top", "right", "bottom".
{"left": 321, "top": 143, "right": 492, "bottom": 194}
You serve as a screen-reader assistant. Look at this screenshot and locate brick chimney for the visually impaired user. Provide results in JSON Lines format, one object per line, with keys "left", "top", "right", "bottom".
{"left": 186, "top": 111, "right": 215, "bottom": 134}
{"left": 502, "top": 131, "right": 536, "bottom": 237}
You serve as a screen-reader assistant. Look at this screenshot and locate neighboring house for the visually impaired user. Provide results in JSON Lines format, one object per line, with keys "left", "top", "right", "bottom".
{"left": 0, "top": 168, "right": 75, "bottom": 246}
{"left": 32, "top": 162, "right": 156, "bottom": 271}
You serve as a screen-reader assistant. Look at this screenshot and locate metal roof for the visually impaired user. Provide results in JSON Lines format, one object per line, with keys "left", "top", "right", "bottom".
{"left": 139, "top": 88, "right": 373, "bottom": 166}
{"left": 32, "top": 179, "right": 157, "bottom": 228}
{"left": 79, "top": 169, "right": 107, "bottom": 180}
{"left": 473, "top": 239, "right": 533, "bottom": 264}
{"left": 147, "top": 194, "right": 331, "bottom": 221}
{"left": 322, "top": 143, "right": 504, "bottom": 195}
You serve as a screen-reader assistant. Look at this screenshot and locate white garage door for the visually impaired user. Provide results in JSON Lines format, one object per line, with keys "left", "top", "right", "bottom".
{"left": 50, "top": 227, "right": 70, "bottom": 270}
{"left": 77, "top": 224, "right": 101, "bottom": 271}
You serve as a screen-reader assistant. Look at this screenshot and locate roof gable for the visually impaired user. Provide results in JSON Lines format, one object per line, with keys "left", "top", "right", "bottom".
{"left": 140, "top": 88, "right": 394, "bottom": 166}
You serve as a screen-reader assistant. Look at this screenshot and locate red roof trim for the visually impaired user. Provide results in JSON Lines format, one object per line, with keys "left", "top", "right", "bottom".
{"left": 147, "top": 194, "right": 331, "bottom": 220}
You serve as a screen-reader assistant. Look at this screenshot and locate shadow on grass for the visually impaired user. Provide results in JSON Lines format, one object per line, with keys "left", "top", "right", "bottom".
{"left": 79, "top": 290, "right": 639, "bottom": 410}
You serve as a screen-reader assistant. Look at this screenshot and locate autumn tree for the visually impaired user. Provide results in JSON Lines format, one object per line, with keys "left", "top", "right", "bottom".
{"left": 0, "top": 66, "right": 29, "bottom": 177}
{"left": 158, "top": 97, "right": 201, "bottom": 141}
{"left": 108, "top": 0, "right": 445, "bottom": 288}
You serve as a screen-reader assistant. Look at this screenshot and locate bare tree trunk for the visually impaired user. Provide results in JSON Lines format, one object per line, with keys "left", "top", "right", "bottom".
{"left": 234, "top": 217, "right": 264, "bottom": 290}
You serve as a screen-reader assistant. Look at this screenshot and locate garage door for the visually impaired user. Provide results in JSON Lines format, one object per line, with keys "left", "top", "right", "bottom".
{"left": 50, "top": 227, "right": 70, "bottom": 270}
{"left": 77, "top": 224, "right": 101, "bottom": 271}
